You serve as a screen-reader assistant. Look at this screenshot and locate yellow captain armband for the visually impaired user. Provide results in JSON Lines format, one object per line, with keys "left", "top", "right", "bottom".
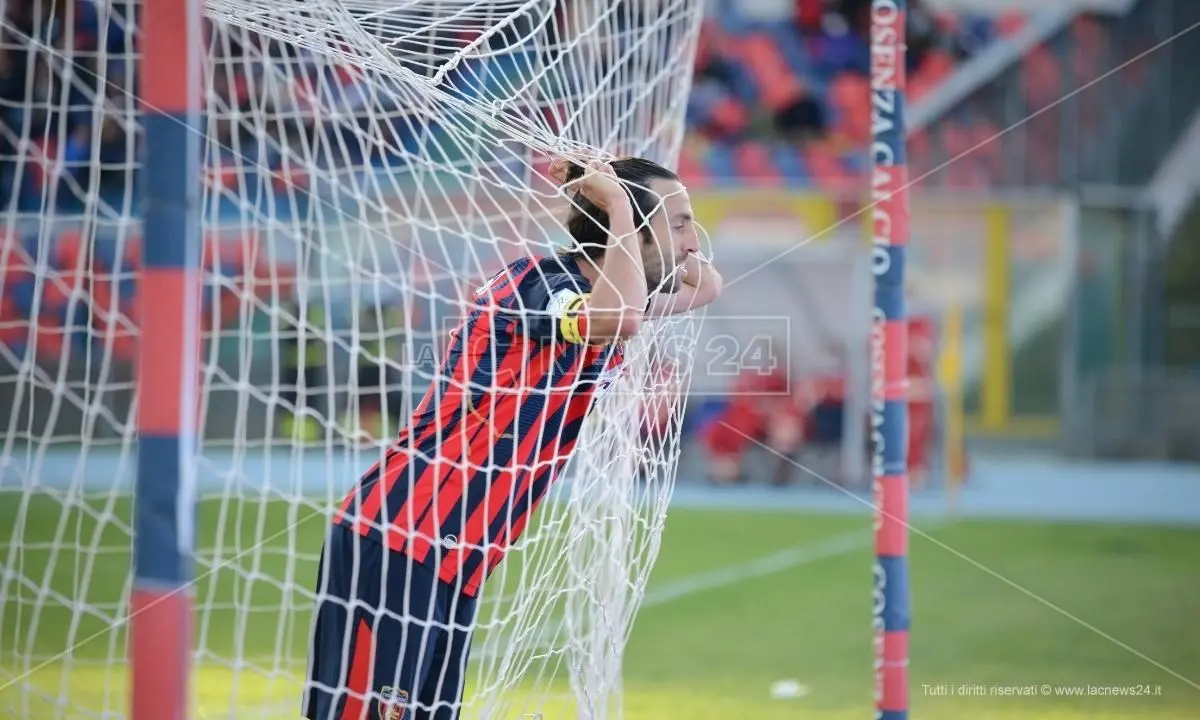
{"left": 547, "top": 289, "right": 590, "bottom": 345}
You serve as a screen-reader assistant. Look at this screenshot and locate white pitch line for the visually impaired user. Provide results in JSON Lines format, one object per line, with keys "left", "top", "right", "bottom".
{"left": 642, "top": 522, "right": 948, "bottom": 608}
{"left": 641, "top": 531, "right": 868, "bottom": 607}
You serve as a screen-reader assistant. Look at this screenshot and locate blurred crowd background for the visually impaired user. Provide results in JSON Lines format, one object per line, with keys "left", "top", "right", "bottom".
{"left": 1, "top": 0, "right": 1199, "bottom": 489}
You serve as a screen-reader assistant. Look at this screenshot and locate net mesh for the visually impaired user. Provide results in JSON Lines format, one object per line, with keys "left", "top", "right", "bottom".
{"left": 0, "top": 0, "right": 706, "bottom": 717}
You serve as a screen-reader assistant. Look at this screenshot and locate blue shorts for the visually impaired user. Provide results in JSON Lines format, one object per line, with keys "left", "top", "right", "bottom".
{"left": 302, "top": 523, "right": 477, "bottom": 720}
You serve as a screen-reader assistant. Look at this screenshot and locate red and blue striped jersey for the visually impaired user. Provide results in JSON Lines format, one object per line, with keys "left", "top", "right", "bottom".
{"left": 334, "top": 253, "right": 625, "bottom": 596}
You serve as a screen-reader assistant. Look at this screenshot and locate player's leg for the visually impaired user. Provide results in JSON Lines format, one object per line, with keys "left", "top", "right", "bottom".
{"left": 802, "top": 398, "right": 846, "bottom": 487}
{"left": 303, "top": 526, "right": 362, "bottom": 720}
{"left": 765, "top": 405, "right": 804, "bottom": 486}
{"left": 371, "top": 555, "right": 463, "bottom": 720}
{"left": 908, "top": 400, "right": 934, "bottom": 490}
{"left": 414, "top": 588, "right": 478, "bottom": 720}
{"left": 702, "top": 404, "right": 752, "bottom": 486}
{"left": 303, "top": 524, "right": 433, "bottom": 720}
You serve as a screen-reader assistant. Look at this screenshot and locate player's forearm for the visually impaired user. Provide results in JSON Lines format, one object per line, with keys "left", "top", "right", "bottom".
{"left": 646, "top": 256, "right": 723, "bottom": 317}
{"left": 587, "top": 205, "right": 647, "bottom": 338}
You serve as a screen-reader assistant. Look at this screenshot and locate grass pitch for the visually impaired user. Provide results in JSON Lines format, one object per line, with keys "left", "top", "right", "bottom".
{"left": 1, "top": 492, "right": 1198, "bottom": 719}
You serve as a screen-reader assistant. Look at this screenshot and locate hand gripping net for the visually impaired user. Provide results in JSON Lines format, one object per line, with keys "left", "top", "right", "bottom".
{"left": 0, "top": 1, "right": 706, "bottom": 718}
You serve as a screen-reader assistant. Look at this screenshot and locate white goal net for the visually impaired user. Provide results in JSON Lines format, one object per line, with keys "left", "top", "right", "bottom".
{"left": 0, "top": 1, "right": 705, "bottom": 718}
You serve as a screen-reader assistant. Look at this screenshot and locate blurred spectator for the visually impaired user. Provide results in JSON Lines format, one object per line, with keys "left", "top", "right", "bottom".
{"left": 907, "top": 315, "right": 938, "bottom": 489}
{"left": 795, "top": 354, "right": 850, "bottom": 485}
{"left": 775, "top": 89, "right": 827, "bottom": 146}
{"left": 701, "top": 345, "right": 804, "bottom": 487}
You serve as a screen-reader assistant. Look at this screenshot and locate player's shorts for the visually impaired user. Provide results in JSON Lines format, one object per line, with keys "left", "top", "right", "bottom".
{"left": 302, "top": 523, "right": 478, "bottom": 720}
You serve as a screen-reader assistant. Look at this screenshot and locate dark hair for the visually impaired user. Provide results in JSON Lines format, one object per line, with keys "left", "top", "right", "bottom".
{"left": 563, "top": 157, "right": 679, "bottom": 261}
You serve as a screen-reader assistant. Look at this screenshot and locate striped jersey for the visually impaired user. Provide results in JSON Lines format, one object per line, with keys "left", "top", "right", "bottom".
{"left": 334, "top": 254, "right": 625, "bottom": 596}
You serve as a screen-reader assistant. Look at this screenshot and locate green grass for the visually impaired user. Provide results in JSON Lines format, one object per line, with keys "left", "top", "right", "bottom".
{"left": 1, "top": 492, "right": 1199, "bottom": 719}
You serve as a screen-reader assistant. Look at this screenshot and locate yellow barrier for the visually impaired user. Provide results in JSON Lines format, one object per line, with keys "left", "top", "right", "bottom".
{"left": 938, "top": 303, "right": 967, "bottom": 502}
{"left": 982, "top": 204, "right": 1011, "bottom": 432}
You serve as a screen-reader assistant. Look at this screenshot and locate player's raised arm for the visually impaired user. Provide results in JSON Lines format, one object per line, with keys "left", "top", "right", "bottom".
{"left": 549, "top": 156, "right": 712, "bottom": 342}
{"left": 551, "top": 158, "right": 648, "bottom": 340}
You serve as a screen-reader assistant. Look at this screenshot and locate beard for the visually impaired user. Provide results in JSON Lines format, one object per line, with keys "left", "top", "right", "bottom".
{"left": 645, "top": 253, "right": 687, "bottom": 295}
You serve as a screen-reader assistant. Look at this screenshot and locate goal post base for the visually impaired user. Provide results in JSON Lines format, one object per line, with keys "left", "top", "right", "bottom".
{"left": 130, "top": 589, "right": 192, "bottom": 720}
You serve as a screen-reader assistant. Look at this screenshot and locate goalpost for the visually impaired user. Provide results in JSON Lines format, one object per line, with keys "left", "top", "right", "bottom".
{"left": 0, "top": 1, "right": 707, "bottom": 718}
{"left": 870, "top": 1, "right": 911, "bottom": 720}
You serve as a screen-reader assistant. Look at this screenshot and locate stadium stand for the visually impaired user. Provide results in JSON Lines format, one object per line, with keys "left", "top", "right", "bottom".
{"left": 0, "top": 0, "right": 1034, "bottom": 367}
{"left": 679, "top": 0, "right": 1025, "bottom": 188}
{"left": 0, "top": 1, "right": 1025, "bottom": 213}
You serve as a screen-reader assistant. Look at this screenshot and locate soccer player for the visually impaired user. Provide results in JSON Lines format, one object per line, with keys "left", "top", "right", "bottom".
{"left": 303, "top": 156, "right": 723, "bottom": 720}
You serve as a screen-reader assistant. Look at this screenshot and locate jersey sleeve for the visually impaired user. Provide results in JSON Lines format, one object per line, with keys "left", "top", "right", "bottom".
{"left": 517, "top": 272, "right": 591, "bottom": 344}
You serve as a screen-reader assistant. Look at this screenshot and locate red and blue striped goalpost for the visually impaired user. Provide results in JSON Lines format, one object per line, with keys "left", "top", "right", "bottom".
{"left": 131, "top": 0, "right": 203, "bottom": 718}
{"left": 870, "top": 1, "right": 911, "bottom": 719}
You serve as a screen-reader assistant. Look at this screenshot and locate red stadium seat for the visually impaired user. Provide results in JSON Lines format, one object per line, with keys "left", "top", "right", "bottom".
{"left": 55, "top": 229, "right": 85, "bottom": 272}
{"left": 996, "top": 12, "right": 1027, "bottom": 37}
{"left": 733, "top": 141, "right": 782, "bottom": 187}
{"left": 806, "top": 142, "right": 856, "bottom": 194}
{"left": 913, "top": 50, "right": 955, "bottom": 96}
{"left": 694, "top": 20, "right": 718, "bottom": 69}
{"left": 934, "top": 12, "right": 960, "bottom": 36}
{"left": 0, "top": 233, "right": 31, "bottom": 352}
{"left": 0, "top": 294, "right": 27, "bottom": 349}
{"left": 795, "top": 0, "right": 822, "bottom": 32}
{"left": 43, "top": 238, "right": 89, "bottom": 314}
{"left": 675, "top": 146, "right": 712, "bottom": 188}
{"left": 205, "top": 162, "right": 240, "bottom": 191}
{"left": 731, "top": 34, "right": 805, "bottom": 113}
{"left": 908, "top": 74, "right": 936, "bottom": 103}
{"left": 708, "top": 96, "right": 749, "bottom": 137}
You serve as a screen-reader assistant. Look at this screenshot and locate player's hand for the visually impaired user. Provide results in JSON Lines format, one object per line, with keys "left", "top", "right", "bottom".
{"left": 550, "top": 158, "right": 629, "bottom": 214}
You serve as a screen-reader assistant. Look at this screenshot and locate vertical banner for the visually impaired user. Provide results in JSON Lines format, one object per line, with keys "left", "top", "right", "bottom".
{"left": 869, "top": 1, "right": 911, "bottom": 719}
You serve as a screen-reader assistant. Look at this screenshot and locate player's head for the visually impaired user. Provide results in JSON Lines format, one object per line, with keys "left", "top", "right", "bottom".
{"left": 564, "top": 157, "right": 699, "bottom": 294}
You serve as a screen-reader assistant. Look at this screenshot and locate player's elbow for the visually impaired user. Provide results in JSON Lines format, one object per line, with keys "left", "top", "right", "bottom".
{"left": 689, "top": 264, "right": 724, "bottom": 304}
{"left": 703, "top": 268, "right": 725, "bottom": 298}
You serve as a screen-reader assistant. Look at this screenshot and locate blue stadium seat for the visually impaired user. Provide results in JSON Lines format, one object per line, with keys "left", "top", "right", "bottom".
{"left": 768, "top": 22, "right": 815, "bottom": 78}
{"left": 772, "top": 144, "right": 811, "bottom": 184}
{"left": 705, "top": 142, "right": 739, "bottom": 184}
{"left": 840, "top": 151, "right": 867, "bottom": 176}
